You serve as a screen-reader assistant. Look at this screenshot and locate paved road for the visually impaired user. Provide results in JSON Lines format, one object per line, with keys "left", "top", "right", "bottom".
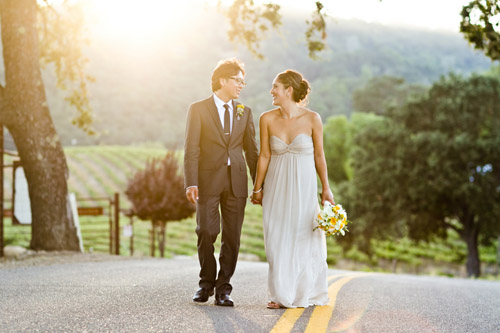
{"left": 1, "top": 256, "right": 499, "bottom": 332}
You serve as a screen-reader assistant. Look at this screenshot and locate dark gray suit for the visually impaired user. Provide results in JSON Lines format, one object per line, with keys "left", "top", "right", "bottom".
{"left": 184, "top": 96, "right": 258, "bottom": 295}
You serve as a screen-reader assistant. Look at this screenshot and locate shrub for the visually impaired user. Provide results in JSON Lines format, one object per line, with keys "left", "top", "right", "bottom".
{"left": 125, "top": 151, "right": 195, "bottom": 257}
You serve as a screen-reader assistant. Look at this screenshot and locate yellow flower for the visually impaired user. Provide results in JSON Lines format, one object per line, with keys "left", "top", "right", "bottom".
{"left": 236, "top": 104, "right": 245, "bottom": 118}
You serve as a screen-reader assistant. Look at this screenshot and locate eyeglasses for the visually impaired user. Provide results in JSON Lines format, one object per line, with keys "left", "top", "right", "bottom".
{"left": 228, "top": 77, "right": 246, "bottom": 86}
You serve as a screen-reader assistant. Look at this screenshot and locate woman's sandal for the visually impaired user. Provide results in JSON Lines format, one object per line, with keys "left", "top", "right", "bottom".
{"left": 267, "top": 301, "right": 283, "bottom": 309}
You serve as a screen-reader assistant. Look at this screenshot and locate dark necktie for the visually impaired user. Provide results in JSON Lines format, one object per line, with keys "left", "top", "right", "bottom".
{"left": 223, "top": 104, "right": 230, "bottom": 139}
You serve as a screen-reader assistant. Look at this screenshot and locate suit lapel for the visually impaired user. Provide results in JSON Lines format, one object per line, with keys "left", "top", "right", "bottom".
{"left": 229, "top": 100, "right": 244, "bottom": 145}
{"left": 206, "top": 97, "right": 226, "bottom": 143}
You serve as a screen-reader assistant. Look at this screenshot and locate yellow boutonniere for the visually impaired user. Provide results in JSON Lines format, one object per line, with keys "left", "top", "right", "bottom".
{"left": 236, "top": 104, "right": 245, "bottom": 119}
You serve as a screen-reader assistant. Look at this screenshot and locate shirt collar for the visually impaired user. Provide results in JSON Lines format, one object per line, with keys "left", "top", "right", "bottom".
{"left": 213, "top": 94, "right": 233, "bottom": 111}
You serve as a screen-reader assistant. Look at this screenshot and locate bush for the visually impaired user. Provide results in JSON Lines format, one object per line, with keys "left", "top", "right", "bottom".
{"left": 125, "top": 151, "right": 195, "bottom": 257}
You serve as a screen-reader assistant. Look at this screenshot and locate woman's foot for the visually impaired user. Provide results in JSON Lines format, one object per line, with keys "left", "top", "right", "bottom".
{"left": 267, "top": 301, "right": 283, "bottom": 309}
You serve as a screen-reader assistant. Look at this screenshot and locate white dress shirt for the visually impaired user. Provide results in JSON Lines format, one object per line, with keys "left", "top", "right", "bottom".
{"left": 213, "top": 94, "right": 233, "bottom": 165}
{"left": 213, "top": 94, "right": 234, "bottom": 135}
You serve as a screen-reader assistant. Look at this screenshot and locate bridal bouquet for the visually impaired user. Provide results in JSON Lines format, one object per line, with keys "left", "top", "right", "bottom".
{"left": 314, "top": 201, "right": 351, "bottom": 237}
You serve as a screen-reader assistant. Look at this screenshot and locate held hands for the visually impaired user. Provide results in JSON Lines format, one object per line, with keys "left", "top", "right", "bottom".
{"left": 250, "top": 187, "right": 263, "bottom": 205}
{"left": 251, "top": 191, "right": 263, "bottom": 205}
{"left": 321, "top": 188, "right": 335, "bottom": 206}
{"left": 186, "top": 187, "right": 199, "bottom": 204}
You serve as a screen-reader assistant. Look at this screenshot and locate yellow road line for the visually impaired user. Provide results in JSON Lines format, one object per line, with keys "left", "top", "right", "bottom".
{"left": 328, "top": 274, "right": 345, "bottom": 282}
{"left": 270, "top": 308, "right": 305, "bottom": 333}
{"left": 270, "top": 274, "right": 345, "bottom": 333}
{"left": 304, "top": 274, "right": 367, "bottom": 333}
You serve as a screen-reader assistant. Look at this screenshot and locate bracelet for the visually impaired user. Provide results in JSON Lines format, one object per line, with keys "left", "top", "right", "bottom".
{"left": 252, "top": 187, "right": 263, "bottom": 194}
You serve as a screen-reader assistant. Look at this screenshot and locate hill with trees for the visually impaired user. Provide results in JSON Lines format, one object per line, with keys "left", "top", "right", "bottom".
{"left": 40, "top": 7, "right": 493, "bottom": 146}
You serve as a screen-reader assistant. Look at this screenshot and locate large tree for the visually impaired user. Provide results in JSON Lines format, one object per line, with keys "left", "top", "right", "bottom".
{"left": 0, "top": 0, "right": 90, "bottom": 251}
{"left": 353, "top": 76, "right": 427, "bottom": 115}
{"left": 323, "top": 113, "right": 384, "bottom": 185}
{"left": 349, "top": 74, "right": 500, "bottom": 277}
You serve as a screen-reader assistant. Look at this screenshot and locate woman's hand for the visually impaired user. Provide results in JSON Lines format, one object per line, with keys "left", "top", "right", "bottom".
{"left": 251, "top": 191, "right": 263, "bottom": 205}
{"left": 321, "top": 188, "right": 335, "bottom": 206}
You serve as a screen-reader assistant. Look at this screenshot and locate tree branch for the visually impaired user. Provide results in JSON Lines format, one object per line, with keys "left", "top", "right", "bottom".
{"left": 460, "top": 0, "right": 500, "bottom": 61}
{"left": 37, "top": 1, "right": 95, "bottom": 135}
{"left": 305, "top": 1, "right": 328, "bottom": 59}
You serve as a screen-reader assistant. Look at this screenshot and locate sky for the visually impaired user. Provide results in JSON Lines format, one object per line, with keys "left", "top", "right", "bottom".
{"left": 83, "top": 0, "right": 475, "bottom": 39}
{"left": 265, "top": 0, "right": 474, "bottom": 32}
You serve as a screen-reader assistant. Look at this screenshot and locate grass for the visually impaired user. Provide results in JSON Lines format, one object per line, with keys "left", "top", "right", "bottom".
{"left": 2, "top": 144, "right": 499, "bottom": 279}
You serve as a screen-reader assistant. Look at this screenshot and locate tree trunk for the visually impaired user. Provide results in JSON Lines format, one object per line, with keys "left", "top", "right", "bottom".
{"left": 0, "top": 0, "right": 79, "bottom": 251}
{"left": 150, "top": 221, "right": 156, "bottom": 257}
{"left": 462, "top": 217, "right": 480, "bottom": 278}
{"left": 495, "top": 235, "right": 500, "bottom": 277}
{"left": 158, "top": 222, "right": 166, "bottom": 258}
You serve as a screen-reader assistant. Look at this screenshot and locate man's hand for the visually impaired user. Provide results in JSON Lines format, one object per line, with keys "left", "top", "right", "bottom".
{"left": 251, "top": 191, "right": 263, "bottom": 205}
{"left": 186, "top": 186, "right": 199, "bottom": 204}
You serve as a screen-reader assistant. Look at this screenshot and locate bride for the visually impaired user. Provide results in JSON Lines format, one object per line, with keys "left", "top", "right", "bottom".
{"left": 251, "top": 69, "right": 334, "bottom": 309}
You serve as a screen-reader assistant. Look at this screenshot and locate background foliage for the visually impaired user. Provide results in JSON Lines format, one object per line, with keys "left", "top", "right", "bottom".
{"left": 35, "top": 9, "right": 493, "bottom": 147}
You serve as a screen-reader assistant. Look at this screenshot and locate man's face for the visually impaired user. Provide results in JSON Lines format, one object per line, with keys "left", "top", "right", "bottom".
{"left": 219, "top": 71, "right": 246, "bottom": 100}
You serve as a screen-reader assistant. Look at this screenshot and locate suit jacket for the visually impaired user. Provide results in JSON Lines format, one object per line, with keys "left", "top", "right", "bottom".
{"left": 184, "top": 96, "right": 258, "bottom": 197}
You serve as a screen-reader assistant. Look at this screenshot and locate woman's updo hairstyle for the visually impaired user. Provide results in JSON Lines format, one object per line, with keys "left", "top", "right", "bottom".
{"left": 276, "top": 69, "right": 311, "bottom": 103}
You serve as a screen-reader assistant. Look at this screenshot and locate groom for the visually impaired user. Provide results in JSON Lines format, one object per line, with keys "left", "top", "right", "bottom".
{"left": 184, "top": 58, "right": 258, "bottom": 306}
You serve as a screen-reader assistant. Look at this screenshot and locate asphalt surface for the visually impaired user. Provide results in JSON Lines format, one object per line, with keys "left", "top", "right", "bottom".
{"left": 1, "top": 256, "right": 499, "bottom": 332}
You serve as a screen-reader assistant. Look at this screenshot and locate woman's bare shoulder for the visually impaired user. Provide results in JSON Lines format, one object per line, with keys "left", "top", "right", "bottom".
{"left": 300, "top": 107, "right": 322, "bottom": 123}
{"left": 260, "top": 108, "right": 281, "bottom": 121}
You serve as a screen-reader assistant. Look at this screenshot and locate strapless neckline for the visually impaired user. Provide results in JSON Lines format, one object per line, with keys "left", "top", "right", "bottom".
{"left": 270, "top": 133, "right": 312, "bottom": 146}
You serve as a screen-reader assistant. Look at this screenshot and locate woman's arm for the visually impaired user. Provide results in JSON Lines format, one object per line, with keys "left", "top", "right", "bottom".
{"left": 251, "top": 113, "right": 272, "bottom": 205}
{"left": 311, "top": 112, "right": 335, "bottom": 205}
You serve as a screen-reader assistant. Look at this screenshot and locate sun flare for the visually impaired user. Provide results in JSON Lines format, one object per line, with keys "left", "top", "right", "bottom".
{"left": 87, "top": 0, "right": 190, "bottom": 43}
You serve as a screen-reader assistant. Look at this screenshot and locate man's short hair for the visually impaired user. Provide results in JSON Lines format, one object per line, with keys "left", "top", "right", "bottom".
{"left": 211, "top": 58, "right": 245, "bottom": 92}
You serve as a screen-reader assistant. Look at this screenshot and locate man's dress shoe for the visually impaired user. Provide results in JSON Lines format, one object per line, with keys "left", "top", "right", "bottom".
{"left": 215, "top": 293, "right": 234, "bottom": 307}
{"left": 192, "top": 288, "right": 214, "bottom": 302}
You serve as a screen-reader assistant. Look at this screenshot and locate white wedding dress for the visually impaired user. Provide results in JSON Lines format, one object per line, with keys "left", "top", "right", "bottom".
{"left": 262, "top": 134, "right": 329, "bottom": 308}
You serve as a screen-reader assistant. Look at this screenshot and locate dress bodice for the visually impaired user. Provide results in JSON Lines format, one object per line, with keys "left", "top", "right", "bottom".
{"left": 270, "top": 134, "right": 314, "bottom": 155}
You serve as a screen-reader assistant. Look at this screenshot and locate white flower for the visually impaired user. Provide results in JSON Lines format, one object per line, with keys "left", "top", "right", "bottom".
{"left": 314, "top": 201, "right": 351, "bottom": 237}
{"left": 323, "top": 201, "right": 334, "bottom": 217}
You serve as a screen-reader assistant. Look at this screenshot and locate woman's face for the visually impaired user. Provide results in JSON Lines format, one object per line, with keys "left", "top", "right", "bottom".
{"left": 270, "top": 78, "right": 291, "bottom": 106}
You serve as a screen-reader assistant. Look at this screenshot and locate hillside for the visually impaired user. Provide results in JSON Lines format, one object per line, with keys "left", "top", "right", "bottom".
{"left": 39, "top": 6, "right": 493, "bottom": 146}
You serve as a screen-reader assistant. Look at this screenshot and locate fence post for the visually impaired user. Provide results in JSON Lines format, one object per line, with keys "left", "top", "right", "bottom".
{"left": 130, "top": 216, "right": 134, "bottom": 256}
{"left": 150, "top": 223, "right": 156, "bottom": 257}
{"left": 114, "top": 192, "right": 120, "bottom": 255}
{"left": 0, "top": 125, "right": 3, "bottom": 258}
{"left": 109, "top": 198, "right": 113, "bottom": 254}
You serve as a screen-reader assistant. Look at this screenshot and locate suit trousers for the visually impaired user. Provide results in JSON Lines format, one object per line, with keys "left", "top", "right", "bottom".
{"left": 195, "top": 166, "right": 247, "bottom": 295}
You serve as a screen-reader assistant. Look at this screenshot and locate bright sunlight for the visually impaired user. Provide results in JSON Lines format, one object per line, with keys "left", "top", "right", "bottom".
{"left": 85, "top": 0, "right": 191, "bottom": 44}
